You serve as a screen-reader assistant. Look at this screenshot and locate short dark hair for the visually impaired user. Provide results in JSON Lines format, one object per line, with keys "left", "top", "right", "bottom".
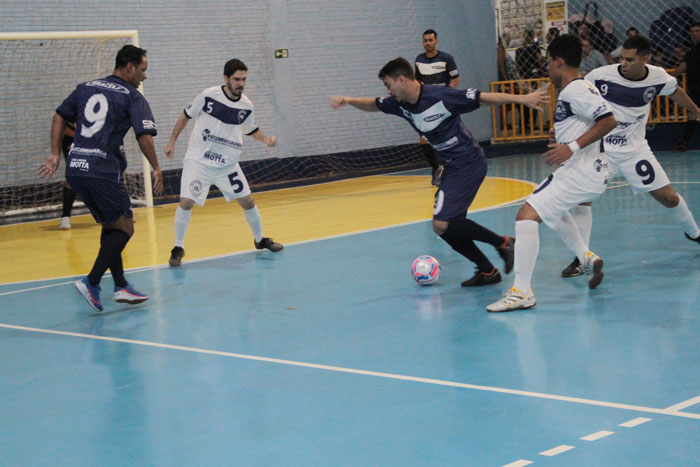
{"left": 378, "top": 57, "right": 415, "bottom": 80}
{"left": 115, "top": 45, "right": 146, "bottom": 69}
{"left": 423, "top": 29, "right": 437, "bottom": 38}
{"left": 224, "top": 59, "right": 248, "bottom": 77}
{"left": 627, "top": 27, "right": 639, "bottom": 35}
{"left": 547, "top": 34, "right": 582, "bottom": 67}
{"left": 622, "top": 35, "right": 651, "bottom": 56}
{"left": 692, "top": 22, "right": 700, "bottom": 29}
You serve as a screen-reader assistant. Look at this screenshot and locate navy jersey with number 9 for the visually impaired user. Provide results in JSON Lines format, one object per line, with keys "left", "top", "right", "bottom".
{"left": 56, "top": 75, "right": 157, "bottom": 181}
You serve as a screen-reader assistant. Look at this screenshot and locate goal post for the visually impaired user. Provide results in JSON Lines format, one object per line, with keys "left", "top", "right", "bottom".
{"left": 0, "top": 29, "right": 154, "bottom": 221}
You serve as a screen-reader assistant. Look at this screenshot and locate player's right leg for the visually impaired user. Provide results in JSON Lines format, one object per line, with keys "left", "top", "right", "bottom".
{"left": 169, "top": 160, "right": 213, "bottom": 266}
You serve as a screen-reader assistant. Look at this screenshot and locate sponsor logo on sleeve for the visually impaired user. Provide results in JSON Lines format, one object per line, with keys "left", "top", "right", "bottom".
{"left": 592, "top": 104, "right": 608, "bottom": 119}
{"left": 466, "top": 89, "right": 477, "bottom": 100}
{"left": 142, "top": 120, "right": 157, "bottom": 130}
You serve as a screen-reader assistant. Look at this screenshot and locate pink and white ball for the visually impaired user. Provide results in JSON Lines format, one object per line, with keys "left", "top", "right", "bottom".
{"left": 411, "top": 255, "right": 441, "bottom": 286}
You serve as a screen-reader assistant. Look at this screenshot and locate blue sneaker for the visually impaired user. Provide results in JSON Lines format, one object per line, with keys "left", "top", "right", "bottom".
{"left": 74, "top": 277, "right": 103, "bottom": 312}
{"left": 114, "top": 283, "right": 149, "bottom": 304}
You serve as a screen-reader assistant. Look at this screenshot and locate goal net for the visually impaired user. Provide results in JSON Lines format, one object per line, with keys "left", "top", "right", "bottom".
{"left": 0, "top": 30, "right": 152, "bottom": 220}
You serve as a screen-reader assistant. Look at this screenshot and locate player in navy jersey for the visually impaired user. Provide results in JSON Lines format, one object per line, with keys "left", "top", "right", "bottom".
{"left": 164, "top": 58, "right": 282, "bottom": 267}
{"left": 487, "top": 34, "right": 617, "bottom": 313}
{"left": 556, "top": 35, "right": 700, "bottom": 278}
{"left": 38, "top": 45, "right": 163, "bottom": 312}
{"left": 415, "top": 29, "right": 460, "bottom": 186}
{"left": 330, "top": 57, "right": 548, "bottom": 287}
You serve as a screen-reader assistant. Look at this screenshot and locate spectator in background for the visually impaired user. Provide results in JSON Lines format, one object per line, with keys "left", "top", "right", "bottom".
{"left": 672, "top": 22, "right": 700, "bottom": 151}
{"left": 669, "top": 44, "right": 688, "bottom": 69}
{"left": 516, "top": 29, "right": 546, "bottom": 79}
{"left": 546, "top": 27, "right": 561, "bottom": 47}
{"left": 580, "top": 38, "right": 609, "bottom": 75}
{"left": 650, "top": 49, "right": 665, "bottom": 67}
{"left": 609, "top": 27, "right": 639, "bottom": 63}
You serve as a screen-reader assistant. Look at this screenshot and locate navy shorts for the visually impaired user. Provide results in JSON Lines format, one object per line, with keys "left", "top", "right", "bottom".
{"left": 432, "top": 155, "right": 487, "bottom": 221}
{"left": 66, "top": 175, "right": 132, "bottom": 224}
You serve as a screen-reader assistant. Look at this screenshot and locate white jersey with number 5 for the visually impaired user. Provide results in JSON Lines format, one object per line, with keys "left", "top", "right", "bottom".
{"left": 585, "top": 64, "right": 677, "bottom": 160}
{"left": 183, "top": 86, "right": 258, "bottom": 168}
{"left": 553, "top": 78, "right": 613, "bottom": 168}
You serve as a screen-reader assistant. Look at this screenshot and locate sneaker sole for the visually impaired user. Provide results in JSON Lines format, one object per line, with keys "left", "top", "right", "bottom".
{"left": 74, "top": 281, "right": 103, "bottom": 312}
{"left": 588, "top": 259, "right": 604, "bottom": 289}
{"left": 169, "top": 258, "right": 182, "bottom": 267}
{"left": 487, "top": 300, "right": 536, "bottom": 313}
{"left": 461, "top": 276, "right": 502, "bottom": 287}
{"left": 115, "top": 296, "right": 149, "bottom": 305}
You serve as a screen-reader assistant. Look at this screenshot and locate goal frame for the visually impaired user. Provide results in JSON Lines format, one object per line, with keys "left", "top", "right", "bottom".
{"left": 0, "top": 29, "right": 154, "bottom": 208}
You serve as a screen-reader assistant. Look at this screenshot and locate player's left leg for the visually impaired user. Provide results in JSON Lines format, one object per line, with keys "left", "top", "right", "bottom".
{"left": 649, "top": 185, "right": 700, "bottom": 242}
{"left": 59, "top": 181, "right": 76, "bottom": 230}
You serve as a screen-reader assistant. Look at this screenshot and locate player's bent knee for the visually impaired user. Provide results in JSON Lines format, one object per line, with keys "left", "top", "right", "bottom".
{"left": 432, "top": 220, "right": 448, "bottom": 236}
{"left": 179, "top": 197, "right": 195, "bottom": 210}
{"left": 238, "top": 195, "right": 255, "bottom": 210}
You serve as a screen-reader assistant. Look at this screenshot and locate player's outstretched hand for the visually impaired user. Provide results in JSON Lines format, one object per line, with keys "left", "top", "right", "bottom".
{"left": 38, "top": 154, "right": 60, "bottom": 180}
{"left": 329, "top": 96, "right": 348, "bottom": 109}
{"left": 152, "top": 167, "right": 163, "bottom": 195}
{"left": 523, "top": 85, "right": 550, "bottom": 112}
{"left": 266, "top": 136, "right": 277, "bottom": 147}
{"left": 548, "top": 126, "right": 556, "bottom": 145}
{"left": 164, "top": 142, "right": 175, "bottom": 159}
{"left": 543, "top": 143, "right": 573, "bottom": 165}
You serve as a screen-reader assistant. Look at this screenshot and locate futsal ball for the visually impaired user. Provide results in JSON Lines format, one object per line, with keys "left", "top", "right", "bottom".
{"left": 411, "top": 255, "right": 441, "bottom": 286}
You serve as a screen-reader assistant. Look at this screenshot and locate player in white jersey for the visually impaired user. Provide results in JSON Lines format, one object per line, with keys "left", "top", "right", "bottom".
{"left": 164, "top": 59, "right": 283, "bottom": 267}
{"left": 556, "top": 35, "right": 700, "bottom": 278}
{"left": 487, "top": 34, "right": 617, "bottom": 313}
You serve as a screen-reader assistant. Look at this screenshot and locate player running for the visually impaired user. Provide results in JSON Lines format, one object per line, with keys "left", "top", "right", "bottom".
{"left": 330, "top": 57, "right": 548, "bottom": 287}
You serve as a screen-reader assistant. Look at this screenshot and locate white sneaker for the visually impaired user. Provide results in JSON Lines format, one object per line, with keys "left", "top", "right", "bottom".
{"left": 58, "top": 217, "right": 71, "bottom": 230}
{"left": 581, "top": 251, "right": 604, "bottom": 289}
{"left": 486, "top": 287, "right": 536, "bottom": 313}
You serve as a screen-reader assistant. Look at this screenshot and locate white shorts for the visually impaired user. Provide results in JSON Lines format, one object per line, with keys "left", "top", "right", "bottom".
{"left": 179, "top": 159, "right": 251, "bottom": 206}
{"left": 607, "top": 147, "right": 670, "bottom": 194}
{"left": 528, "top": 159, "right": 609, "bottom": 229}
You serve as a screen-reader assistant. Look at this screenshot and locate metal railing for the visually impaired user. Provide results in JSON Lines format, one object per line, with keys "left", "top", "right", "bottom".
{"left": 490, "top": 73, "right": 688, "bottom": 143}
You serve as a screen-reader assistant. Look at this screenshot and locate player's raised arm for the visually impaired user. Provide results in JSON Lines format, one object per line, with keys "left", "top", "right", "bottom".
{"left": 164, "top": 111, "right": 190, "bottom": 159}
{"left": 479, "top": 86, "right": 550, "bottom": 112}
{"left": 329, "top": 96, "right": 379, "bottom": 112}
{"left": 38, "top": 113, "right": 68, "bottom": 180}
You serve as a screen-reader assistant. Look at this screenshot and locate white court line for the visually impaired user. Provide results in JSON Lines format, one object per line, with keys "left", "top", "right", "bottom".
{"left": 2, "top": 322, "right": 700, "bottom": 421}
{"left": 665, "top": 395, "right": 700, "bottom": 412}
{"left": 539, "top": 445, "right": 575, "bottom": 456}
{"left": 581, "top": 430, "right": 614, "bottom": 441}
{"left": 501, "top": 460, "right": 533, "bottom": 467}
{"left": 619, "top": 417, "right": 652, "bottom": 427}
{"left": 0, "top": 193, "right": 533, "bottom": 291}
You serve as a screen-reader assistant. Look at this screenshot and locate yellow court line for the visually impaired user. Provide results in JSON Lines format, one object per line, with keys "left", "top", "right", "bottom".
{"left": 0, "top": 175, "right": 535, "bottom": 284}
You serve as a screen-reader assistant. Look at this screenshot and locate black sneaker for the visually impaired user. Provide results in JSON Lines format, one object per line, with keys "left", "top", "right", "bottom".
{"left": 431, "top": 165, "right": 444, "bottom": 187}
{"left": 561, "top": 256, "right": 583, "bottom": 277}
{"left": 685, "top": 232, "right": 700, "bottom": 244}
{"left": 169, "top": 246, "right": 185, "bottom": 267}
{"left": 461, "top": 268, "right": 502, "bottom": 287}
{"left": 496, "top": 236, "right": 515, "bottom": 274}
{"left": 255, "top": 237, "right": 284, "bottom": 252}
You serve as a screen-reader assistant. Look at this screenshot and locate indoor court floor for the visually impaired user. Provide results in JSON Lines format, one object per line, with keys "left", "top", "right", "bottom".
{"left": 1, "top": 151, "right": 699, "bottom": 466}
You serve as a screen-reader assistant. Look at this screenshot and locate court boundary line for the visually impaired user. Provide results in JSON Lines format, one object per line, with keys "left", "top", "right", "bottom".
{"left": 0, "top": 185, "right": 536, "bottom": 290}
{"left": 1, "top": 321, "right": 699, "bottom": 421}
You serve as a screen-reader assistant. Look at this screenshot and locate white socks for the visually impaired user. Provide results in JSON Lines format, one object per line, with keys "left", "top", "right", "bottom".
{"left": 174, "top": 206, "right": 192, "bottom": 248}
{"left": 571, "top": 205, "right": 592, "bottom": 246}
{"left": 513, "top": 220, "right": 539, "bottom": 293}
{"left": 669, "top": 194, "right": 700, "bottom": 239}
{"left": 244, "top": 206, "right": 263, "bottom": 242}
{"left": 553, "top": 210, "right": 590, "bottom": 262}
